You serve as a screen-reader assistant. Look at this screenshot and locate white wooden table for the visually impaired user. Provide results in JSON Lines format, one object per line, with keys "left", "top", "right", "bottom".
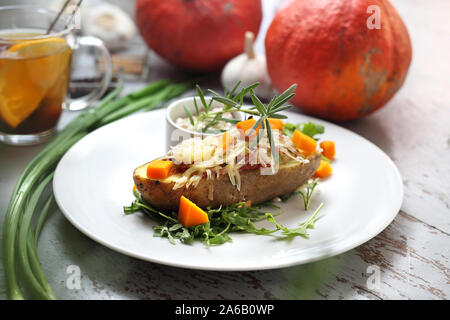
{"left": 0, "top": 0, "right": 449, "bottom": 300}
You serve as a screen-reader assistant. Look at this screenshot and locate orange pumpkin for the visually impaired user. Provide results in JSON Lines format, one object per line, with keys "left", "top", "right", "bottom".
{"left": 136, "top": 0, "right": 262, "bottom": 72}
{"left": 265, "top": 0, "right": 412, "bottom": 121}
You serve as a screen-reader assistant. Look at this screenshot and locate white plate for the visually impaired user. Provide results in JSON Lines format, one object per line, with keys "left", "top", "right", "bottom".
{"left": 53, "top": 109, "right": 403, "bottom": 271}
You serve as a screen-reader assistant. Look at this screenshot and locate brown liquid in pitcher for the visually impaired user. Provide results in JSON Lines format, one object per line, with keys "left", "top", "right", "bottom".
{"left": 0, "top": 31, "right": 72, "bottom": 134}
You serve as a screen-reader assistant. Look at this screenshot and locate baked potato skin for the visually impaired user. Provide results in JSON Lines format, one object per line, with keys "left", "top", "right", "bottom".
{"left": 134, "top": 153, "right": 321, "bottom": 211}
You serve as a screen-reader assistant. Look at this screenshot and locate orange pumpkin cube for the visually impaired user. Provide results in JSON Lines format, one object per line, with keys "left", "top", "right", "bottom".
{"left": 178, "top": 196, "right": 209, "bottom": 227}
{"left": 146, "top": 160, "right": 173, "bottom": 179}
{"left": 237, "top": 118, "right": 260, "bottom": 134}
{"left": 315, "top": 160, "right": 333, "bottom": 178}
{"left": 291, "top": 130, "right": 317, "bottom": 156}
{"left": 320, "top": 140, "right": 335, "bottom": 160}
{"left": 268, "top": 118, "right": 284, "bottom": 130}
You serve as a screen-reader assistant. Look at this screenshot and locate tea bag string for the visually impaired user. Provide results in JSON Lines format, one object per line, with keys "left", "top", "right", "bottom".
{"left": 46, "top": 0, "right": 83, "bottom": 35}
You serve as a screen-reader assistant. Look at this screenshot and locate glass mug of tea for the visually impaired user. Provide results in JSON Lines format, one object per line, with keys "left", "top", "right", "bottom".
{"left": 0, "top": 5, "right": 113, "bottom": 146}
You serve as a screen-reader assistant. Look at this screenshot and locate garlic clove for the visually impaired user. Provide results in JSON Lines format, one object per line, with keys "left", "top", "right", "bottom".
{"left": 221, "top": 31, "right": 274, "bottom": 100}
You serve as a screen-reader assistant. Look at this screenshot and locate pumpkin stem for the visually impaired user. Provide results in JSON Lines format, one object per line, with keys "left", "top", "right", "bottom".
{"left": 244, "top": 31, "right": 255, "bottom": 59}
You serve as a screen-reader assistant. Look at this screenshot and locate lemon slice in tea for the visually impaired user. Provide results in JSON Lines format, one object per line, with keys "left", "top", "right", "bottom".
{"left": 0, "top": 38, "right": 71, "bottom": 129}
{"left": 9, "top": 38, "right": 72, "bottom": 88}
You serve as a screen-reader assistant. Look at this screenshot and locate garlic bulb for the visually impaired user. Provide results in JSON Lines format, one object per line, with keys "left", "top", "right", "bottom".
{"left": 82, "top": 3, "right": 136, "bottom": 51}
{"left": 221, "top": 31, "right": 274, "bottom": 100}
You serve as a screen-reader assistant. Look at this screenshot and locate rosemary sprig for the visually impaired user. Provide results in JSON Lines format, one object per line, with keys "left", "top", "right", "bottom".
{"left": 183, "top": 106, "right": 195, "bottom": 127}
{"left": 196, "top": 84, "right": 213, "bottom": 113}
{"left": 185, "top": 84, "right": 254, "bottom": 133}
{"left": 184, "top": 82, "right": 290, "bottom": 134}
{"left": 184, "top": 82, "right": 299, "bottom": 165}
{"left": 209, "top": 83, "right": 298, "bottom": 163}
{"left": 209, "top": 81, "right": 260, "bottom": 108}
{"left": 247, "top": 84, "right": 297, "bottom": 165}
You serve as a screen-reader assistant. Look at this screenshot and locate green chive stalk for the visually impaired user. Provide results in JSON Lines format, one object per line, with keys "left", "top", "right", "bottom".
{"left": 18, "top": 173, "right": 56, "bottom": 300}
{"left": 2, "top": 79, "right": 192, "bottom": 300}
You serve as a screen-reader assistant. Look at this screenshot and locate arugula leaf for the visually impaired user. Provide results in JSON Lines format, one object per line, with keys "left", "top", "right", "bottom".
{"left": 123, "top": 202, "right": 140, "bottom": 215}
{"left": 282, "top": 122, "right": 325, "bottom": 140}
{"left": 266, "top": 202, "right": 323, "bottom": 239}
{"left": 124, "top": 191, "right": 323, "bottom": 246}
{"left": 301, "top": 122, "right": 325, "bottom": 140}
{"left": 282, "top": 123, "right": 300, "bottom": 137}
{"left": 153, "top": 225, "right": 176, "bottom": 245}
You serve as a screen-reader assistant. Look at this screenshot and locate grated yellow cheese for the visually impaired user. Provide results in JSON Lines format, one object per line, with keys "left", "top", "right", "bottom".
{"left": 166, "top": 128, "right": 309, "bottom": 192}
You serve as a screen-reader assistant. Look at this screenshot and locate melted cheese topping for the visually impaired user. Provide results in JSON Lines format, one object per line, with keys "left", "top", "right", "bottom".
{"left": 163, "top": 128, "right": 309, "bottom": 191}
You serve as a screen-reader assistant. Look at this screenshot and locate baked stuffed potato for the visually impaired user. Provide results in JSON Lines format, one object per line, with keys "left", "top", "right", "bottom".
{"left": 133, "top": 127, "right": 321, "bottom": 211}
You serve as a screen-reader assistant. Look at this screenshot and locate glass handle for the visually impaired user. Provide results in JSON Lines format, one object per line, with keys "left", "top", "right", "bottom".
{"left": 65, "top": 36, "right": 113, "bottom": 111}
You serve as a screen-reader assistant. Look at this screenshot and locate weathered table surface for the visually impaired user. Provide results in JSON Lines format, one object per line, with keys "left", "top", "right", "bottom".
{"left": 1, "top": 0, "right": 449, "bottom": 300}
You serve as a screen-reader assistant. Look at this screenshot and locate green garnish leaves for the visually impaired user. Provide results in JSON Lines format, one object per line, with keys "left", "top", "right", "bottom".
{"left": 189, "top": 81, "right": 297, "bottom": 136}
{"left": 193, "top": 97, "right": 200, "bottom": 116}
{"left": 196, "top": 84, "right": 210, "bottom": 113}
{"left": 299, "top": 178, "right": 319, "bottom": 210}
{"left": 185, "top": 84, "right": 256, "bottom": 134}
{"left": 277, "top": 179, "right": 320, "bottom": 210}
{"left": 125, "top": 189, "right": 324, "bottom": 246}
{"left": 154, "top": 223, "right": 194, "bottom": 245}
{"left": 123, "top": 202, "right": 140, "bottom": 215}
{"left": 266, "top": 202, "right": 323, "bottom": 238}
{"left": 183, "top": 105, "right": 195, "bottom": 126}
{"left": 245, "top": 84, "right": 298, "bottom": 165}
{"left": 282, "top": 122, "right": 325, "bottom": 140}
{"left": 281, "top": 123, "right": 298, "bottom": 137}
{"left": 301, "top": 122, "right": 325, "bottom": 140}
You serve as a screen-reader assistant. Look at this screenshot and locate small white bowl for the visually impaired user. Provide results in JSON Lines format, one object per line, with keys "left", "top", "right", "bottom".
{"left": 165, "top": 96, "right": 243, "bottom": 149}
